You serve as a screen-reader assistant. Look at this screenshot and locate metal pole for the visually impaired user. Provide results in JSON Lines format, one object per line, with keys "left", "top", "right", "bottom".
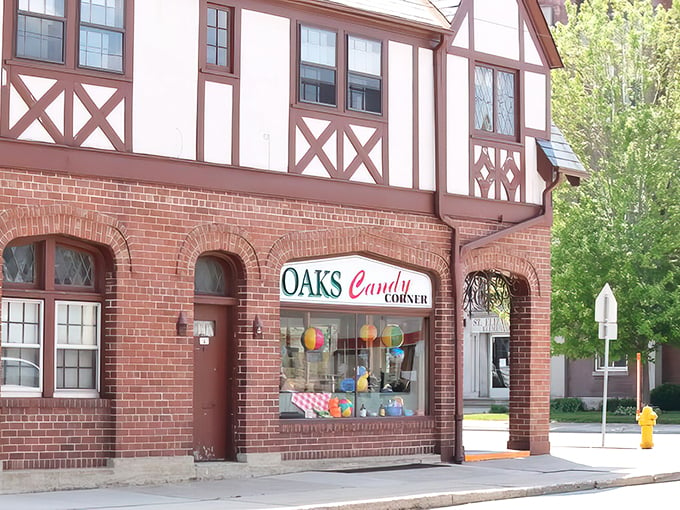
{"left": 636, "top": 352, "right": 641, "bottom": 419}
{"left": 601, "top": 294, "right": 609, "bottom": 447}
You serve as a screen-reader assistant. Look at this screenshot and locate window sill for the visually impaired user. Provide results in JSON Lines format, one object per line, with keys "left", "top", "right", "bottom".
{"left": 592, "top": 370, "right": 629, "bottom": 377}
{"left": 3, "top": 58, "right": 132, "bottom": 82}
{"left": 470, "top": 132, "right": 522, "bottom": 147}
{"left": 292, "top": 102, "right": 387, "bottom": 124}
{"left": 199, "top": 66, "right": 239, "bottom": 79}
{"left": 0, "top": 396, "right": 111, "bottom": 408}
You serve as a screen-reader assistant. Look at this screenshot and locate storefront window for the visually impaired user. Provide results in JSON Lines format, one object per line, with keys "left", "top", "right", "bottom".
{"left": 280, "top": 310, "right": 427, "bottom": 418}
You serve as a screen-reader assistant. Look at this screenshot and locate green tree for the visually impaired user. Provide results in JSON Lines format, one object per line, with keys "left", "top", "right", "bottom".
{"left": 550, "top": 0, "right": 680, "bottom": 362}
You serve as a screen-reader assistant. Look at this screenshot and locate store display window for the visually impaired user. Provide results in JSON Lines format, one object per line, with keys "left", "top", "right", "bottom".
{"left": 279, "top": 310, "right": 427, "bottom": 418}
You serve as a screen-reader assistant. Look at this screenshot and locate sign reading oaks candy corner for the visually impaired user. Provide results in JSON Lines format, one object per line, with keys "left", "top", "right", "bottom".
{"left": 280, "top": 256, "right": 432, "bottom": 308}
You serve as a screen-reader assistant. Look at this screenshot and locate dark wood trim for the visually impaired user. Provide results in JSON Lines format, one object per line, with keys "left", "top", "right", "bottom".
{"left": 0, "top": 138, "right": 541, "bottom": 224}
{"left": 412, "top": 44, "right": 419, "bottom": 189}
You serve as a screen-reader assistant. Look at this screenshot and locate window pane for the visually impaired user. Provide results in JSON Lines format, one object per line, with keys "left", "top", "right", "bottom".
{"left": 348, "top": 73, "right": 381, "bottom": 114}
{"left": 348, "top": 36, "right": 381, "bottom": 77}
{"left": 280, "top": 311, "right": 427, "bottom": 419}
{"left": 194, "top": 257, "right": 226, "bottom": 295}
{"left": 2, "top": 347, "right": 40, "bottom": 387}
{"left": 3, "top": 300, "right": 42, "bottom": 346}
{"left": 475, "top": 66, "right": 493, "bottom": 132}
{"left": 56, "top": 349, "right": 96, "bottom": 389}
{"left": 496, "top": 71, "right": 515, "bottom": 136}
{"left": 79, "top": 26, "right": 123, "bottom": 72}
{"left": 206, "top": 7, "right": 229, "bottom": 68}
{"left": 299, "top": 64, "right": 336, "bottom": 106}
{"left": 16, "top": 14, "right": 64, "bottom": 63}
{"left": 3, "top": 244, "right": 36, "bottom": 284}
{"left": 300, "top": 26, "right": 336, "bottom": 67}
{"left": 54, "top": 246, "right": 95, "bottom": 286}
{"left": 56, "top": 303, "right": 99, "bottom": 346}
{"left": 80, "top": 0, "right": 124, "bottom": 28}
{"left": 22, "top": 0, "right": 65, "bottom": 16}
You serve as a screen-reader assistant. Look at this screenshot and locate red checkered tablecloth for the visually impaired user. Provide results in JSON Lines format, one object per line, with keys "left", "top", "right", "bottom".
{"left": 291, "top": 392, "right": 331, "bottom": 412}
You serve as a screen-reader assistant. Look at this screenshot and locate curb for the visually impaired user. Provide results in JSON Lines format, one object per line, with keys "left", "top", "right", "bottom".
{"left": 284, "top": 472, "right": 680, "bottom": 510}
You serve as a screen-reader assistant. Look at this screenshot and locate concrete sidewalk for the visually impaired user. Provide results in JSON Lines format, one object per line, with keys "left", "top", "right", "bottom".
{"left": 1, "top": 422, "right": 678, "bottom": 509}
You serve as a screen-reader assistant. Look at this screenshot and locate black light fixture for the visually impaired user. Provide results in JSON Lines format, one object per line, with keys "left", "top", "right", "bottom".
{"left": 253, "top": 315, "right": 263, "bottom": 339}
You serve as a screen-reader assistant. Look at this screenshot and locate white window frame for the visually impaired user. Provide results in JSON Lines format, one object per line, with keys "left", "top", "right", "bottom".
{"left": 1, "top": 298, "right": 44, "bottom": 397}
{"left": 53, "top": 300, "right": 101, "bottom": 398}
{"left": 594, "top": 353, "right": 628, "bottom": 374}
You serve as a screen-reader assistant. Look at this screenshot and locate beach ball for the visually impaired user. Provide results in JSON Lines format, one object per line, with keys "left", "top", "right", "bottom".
{"left": 359, "top": 324, "right": 378, "bottom": 344}
{"left": 301, "top": 327, "right": 324, "bottom": 351}
{"left": 338, "top": 398, "right": 353, "bottom": 417}
{"left": 380, "top": 324, "right": 404, "bottom": 348}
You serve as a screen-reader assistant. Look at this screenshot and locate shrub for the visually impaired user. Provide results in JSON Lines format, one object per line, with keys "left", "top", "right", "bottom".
{"left": 550, "top": 397, "right": 584, "bottom": 413}
{"left": 650, "top": 383, "right": 680, "bottom": 411}
{"left": 489, "top": 405, "right": 508, "bottom": 414}
{"left": 613, "top": 406, "right": 636, "bottom": 416}
{"left": 603, "top": 398, "right": 637, "bottom": 412}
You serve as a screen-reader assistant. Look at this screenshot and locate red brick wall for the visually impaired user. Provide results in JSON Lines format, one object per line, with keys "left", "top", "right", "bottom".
{"left": 0, "top": 167, "right": 554, "bottom": 468}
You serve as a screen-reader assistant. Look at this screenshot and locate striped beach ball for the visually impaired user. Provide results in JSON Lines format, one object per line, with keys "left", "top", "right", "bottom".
{"left": 339, "top": 399, "right": 353, "bottom": 417}
{"left": 301, "top": 327, "right": 324, "bottom": 351}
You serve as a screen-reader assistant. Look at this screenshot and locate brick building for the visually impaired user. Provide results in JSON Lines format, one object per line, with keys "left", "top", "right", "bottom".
{"left": 0, "top": 0, "right": 584, "bottom": 491}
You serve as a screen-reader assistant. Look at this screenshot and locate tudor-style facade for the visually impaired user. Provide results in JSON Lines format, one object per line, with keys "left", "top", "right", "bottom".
{"left": 0, "top": 0, "right": 584, "bottom": 491}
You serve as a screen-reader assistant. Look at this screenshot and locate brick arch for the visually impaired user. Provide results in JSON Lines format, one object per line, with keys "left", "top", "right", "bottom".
{"left": 267, "top": 227, "right": 449, "bottom": 281}
{"left": 0, "top": 204, "right": 132, "bottom": 274}
{"left": 176, "top": 223, "right": 261, "bottom": 279}
{"left": 462, "top": 246, "right": 542, "bottom": 298}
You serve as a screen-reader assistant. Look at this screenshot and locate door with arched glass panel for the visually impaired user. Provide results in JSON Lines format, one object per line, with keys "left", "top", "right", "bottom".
{"left": 193, "top": 255, "right": 236, "bottom": 461}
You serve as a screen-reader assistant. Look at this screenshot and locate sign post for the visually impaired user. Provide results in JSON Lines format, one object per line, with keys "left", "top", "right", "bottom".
{"left": 595, "top": 284, "right": 617, "bottom": 447}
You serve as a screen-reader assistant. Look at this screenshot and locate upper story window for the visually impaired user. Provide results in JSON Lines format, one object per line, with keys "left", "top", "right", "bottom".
{"left": 206, "top": 4, "right": 232, "bottom": 70}
{"left": 298, "top": 24, "right": 382, "bottom": 115}
{"left": 15, "top": 0, "right": 126, "bottom": 73}
{"left": 474, "top": 65, "right": 517, "bottom": 138}
{"left": 1, "top": 238, "right": 105, "bottom": 398}
{"left": 595, "top": 354, "right": 628, "bottom": 374}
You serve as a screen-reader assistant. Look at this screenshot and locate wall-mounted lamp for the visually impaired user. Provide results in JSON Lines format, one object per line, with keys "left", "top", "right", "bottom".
{"left": 252, "top": 315, "right": 263, "bottom": 339}
{"left": 176, "top": 311, "right": 188, "bottom": 336}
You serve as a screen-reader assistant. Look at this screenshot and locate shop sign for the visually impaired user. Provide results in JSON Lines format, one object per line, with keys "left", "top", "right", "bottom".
{"left": 469, "top": 316, "right": 509, "bottom": 333}
{"left": 280, "top": 256, "right": 432, "bottom": 308}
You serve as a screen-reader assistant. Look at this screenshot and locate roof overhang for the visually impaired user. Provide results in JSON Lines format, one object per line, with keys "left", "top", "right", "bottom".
{"left": 536, "top": 124, "right": 588, "bottom": 185}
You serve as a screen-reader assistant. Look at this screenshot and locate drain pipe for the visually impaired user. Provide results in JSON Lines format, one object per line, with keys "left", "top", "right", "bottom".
{"left": 433, "top": 26, "right": 563, "bottom": 463}
{"left": 432, "top": 32, "right": 466, "bottom": 464}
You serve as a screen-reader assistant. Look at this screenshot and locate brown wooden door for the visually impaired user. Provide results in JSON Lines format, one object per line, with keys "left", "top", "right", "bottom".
{"left": 193, "top": 304, "right": 232, "bottom": 461}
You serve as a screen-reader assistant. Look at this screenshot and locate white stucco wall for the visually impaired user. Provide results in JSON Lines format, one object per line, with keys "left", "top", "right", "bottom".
{"left": 418, "top": 48, "right": 436, "bottom": 191}
{"left": 474, "top": 0, "right": 519, "bottom": 61}
{"left": 133, "top": 0, "right": 198, "bottom": 159}
{"left": 446, "top": 55, "right": 469, "bottom": 195}
{"left": 524, "top": 71, "right": 547, "bottom": 132}
{"left": 204, "top": 82, "right": 233, "bottom": 165}
{"left": 523, "top": 22, "right": 543, "bottom": 66}
{"left": 239, "top": 10, "right": 289, "bottom": 172}
{"left": 388, "top": 41, "right": 413, "bottom": 188}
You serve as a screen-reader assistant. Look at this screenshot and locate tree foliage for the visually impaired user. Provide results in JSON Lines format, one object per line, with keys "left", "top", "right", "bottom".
{"left": 550, "top": 0, "right": 680, "bottom": 361}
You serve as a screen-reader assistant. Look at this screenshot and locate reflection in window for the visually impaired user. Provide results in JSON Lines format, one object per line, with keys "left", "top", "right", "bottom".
{"left": 299, "top": 26, "right": 337, "bottom": 106}
{"left": 16, "top": 0, "right": 66, "bottom": 63}
{"left": 195, "top": 257, "right": 226, "bottom": 295}
{"left": 347, "top": 36, "right": 381, "bottom": 114}
{"left": 207, "top": 6, "right": 230, "bottom": 68}
{"left": 280, "top": 311, "right": 427, "bottom": 418}
{"left": 56, "top": 302, "right": 100, "bottom": 389}
{"left": 55, "top": 246, "right": 94, "bottom": 286}
{"left": 474, "top": 65, "right": 516, "bottom": 137}
{"left": 79, "top": 0, "right": 125, "bottom": 72}
{"left": 3, "top": 244, "right": 35, "bottom": 284}
{"left": 1, "top": 299, "right": 42, "bottom": 391}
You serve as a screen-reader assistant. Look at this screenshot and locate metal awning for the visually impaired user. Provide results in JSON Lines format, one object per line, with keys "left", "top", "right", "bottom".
{"left": 537, "top": 124, "right": 588, "bottom": 184}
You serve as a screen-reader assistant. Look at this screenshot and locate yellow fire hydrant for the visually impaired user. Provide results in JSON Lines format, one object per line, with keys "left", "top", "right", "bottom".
{"left": 638, "top": 405, "right": 658, "bottom": 449}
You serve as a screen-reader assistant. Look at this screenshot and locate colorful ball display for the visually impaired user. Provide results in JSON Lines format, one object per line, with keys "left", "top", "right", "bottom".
{"left": 338, "top": 398, "right": 353, "bottom": 417}
{"left": 301, "top": 327, "right": 324, "bottom": 351}
{"left": 380, "top": 324, "right": 404, "bottom": 348}
{"left": 359, "top": 324, "right": 378, "bottom": 344}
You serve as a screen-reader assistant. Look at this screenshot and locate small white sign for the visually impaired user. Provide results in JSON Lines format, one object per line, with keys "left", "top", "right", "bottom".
{"left": 595, "top": 283, "right": 617, "bottom": 323}
{"left": 199, "top": 337, "right": 210, "bottom": 345}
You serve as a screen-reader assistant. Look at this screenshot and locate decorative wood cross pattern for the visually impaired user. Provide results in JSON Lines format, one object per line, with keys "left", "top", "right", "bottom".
{"left": 471, "top": 142, "right": 524, "bottom": 202}
{"left": 2, "top": 68, "right": 130, "bottom": 152}
{"left": 292, "top": 110, "right": 385, "bottom": 184}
